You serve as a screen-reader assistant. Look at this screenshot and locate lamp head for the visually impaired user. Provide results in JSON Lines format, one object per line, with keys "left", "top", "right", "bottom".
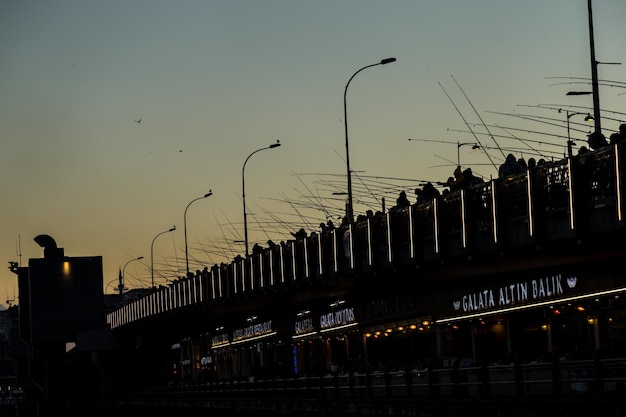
{"left": 381, "top": 57, "right": 396, "bottom": 65}
{"left": 204, "top": 190, "right": 213, "bottom": 198}
{"left": 270, "top": 139, "right": 281, "bottom": 149}
{"left": 169, "top": 226, "right": 176, "bottom": 232}
{"left": 471, "top": 144, "right": 480, "bottom": 150}
{"left": 584, "top": 114, "right": 594, "bottom": 122}
{"left": 138, "top": 256, "right": 144, "bottom": 260}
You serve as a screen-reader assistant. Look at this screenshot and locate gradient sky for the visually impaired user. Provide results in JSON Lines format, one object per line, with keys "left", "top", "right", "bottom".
{"left": 1, "top": 1, "right": 624, "bottom": 305}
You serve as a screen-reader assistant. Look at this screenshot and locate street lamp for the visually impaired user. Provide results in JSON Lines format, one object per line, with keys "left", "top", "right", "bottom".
{"left": 344, "top": 57, "right": 396, "bottom": 223}
{"left": 151, "top": 226, "right": 176, "bottom": 288}
{"left": 457, "top": 142, "right": 480, "bottom": 168}
{"left": 586, "top": 0, "right": 621, "bottom": 134}
{"left": 184, "top": 190, "right": 212, "bottom": 276}
{"left": 242, "top": 140, "right": 281, "bottom": 256}
{"left": 587, "top": 0, "right": 601, "bottom": 134}
{"left": 560, "top": 109, "right": 594, "bottom": 157}
{"left": 121, "top": 256, "right": 144, "bottom": 295}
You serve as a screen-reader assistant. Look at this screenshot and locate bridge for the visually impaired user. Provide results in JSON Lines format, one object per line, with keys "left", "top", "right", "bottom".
{"left": 91, "top": 144, "right": 626, "bottom": 415}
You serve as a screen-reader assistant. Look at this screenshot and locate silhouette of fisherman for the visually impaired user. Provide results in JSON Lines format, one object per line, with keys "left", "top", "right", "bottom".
{"left": 498, "top": 154, "right": 524, "bottom": 179}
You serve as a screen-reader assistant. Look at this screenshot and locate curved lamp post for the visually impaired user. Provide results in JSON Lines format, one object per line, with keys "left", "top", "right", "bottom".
{"left": 560, "top": 109, "right": 594, "bottom": 157}
{"left": 457, "top": 142, "right": 480, "bottom": 169}
{"left": 344, "top": 57, "right": 396, "bottom": 223}
{"left": 121, "top": 256, "right": 144, "bottom": 295}
{"left": 242, "top": 140, "right": 281, "bottom": 256}
{"left": 184, "top": 190, "right": 212, "bottom": 276}
{"left": 151, "top": 226, "right": 176, "bottom": 288}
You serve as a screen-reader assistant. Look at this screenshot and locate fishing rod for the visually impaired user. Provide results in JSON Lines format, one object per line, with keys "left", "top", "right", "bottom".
{"left": 439, "top": 81, "right": 499, "bottom": 171}
{"left": 270, "top": 197, "right": 344, "bottom": 223}
{"left": 451, "top": 75, "right": 505, "bottom": 159}
{"left": 447, "top": 128, "right": 569, "bottom": 155}
{"left": 482, "top": 114, "right": 594, "bottom": 140}
{"left": 494, "top": 122, "right": 556, "bottom": 159}
{"left": 298, "top": 172, "right": 430, "bottom": 205}
{"left": 277, "top": 191, "right": 317, "bottom": 231}
{"left": 261, "top": 191, "right": 346, "bottom": 215}
{"left": 408, "top": 138, "right": 461, "bottom": 146}
{"left": 548, "top": 81, "right": 626, "bottom": 90}
{"left": 490, "top": 110, "right": 578, "bottom": 126}
{"left": 296, "top": 172, "right": 428, "bottom": 183}
{"left": 520, "top": 104, "right": 626, "bottom": 118}
{"left": 292, "top": 172, "right": 334, "bottom": 220}
{"left": 214, "top": 208, "right": 246, "bottom": 259}
{"left": 504, "top": 108, "right": 625, "bottom": 132}
{"left": 195, "top": 238, "right": 218, "bottom": 266}
{"left": 427, "top": 163, "right": 494, "bottom": 169}
{"left": 545, "top": 76, "right": 626, "bottom": 87}
{"left": 448, "top": 127, "right": 565, "bottom": 145}
{"left": 246, "top": 202, "right": 280, "bottom": 245}
{"left": 432, "top": 153, "right": 490, "bottom": 180}
{"left": 477, "top": 142, "right": 561, "bottom": 157}
{"left": 186, "top": 236, "right": 214, "bottom": 271}
{"left": 485, "top": 111, "right": 581, "bottom": 133}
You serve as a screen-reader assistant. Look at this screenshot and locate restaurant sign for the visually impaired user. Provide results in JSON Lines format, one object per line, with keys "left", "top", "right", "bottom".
{"left": 211, "top": 332, "right": 230, "bottom": 348}
{"left": 232, "top": 320, "right": 273, "bottom": 342}
{"left": 453, "top": 274, "right": 577, "bottom": 314}
{"left": 294, "top": 317, "right": 315, "bottom": 335}
{"left": 320, "top": 307, "right": 356, "bottom": 330}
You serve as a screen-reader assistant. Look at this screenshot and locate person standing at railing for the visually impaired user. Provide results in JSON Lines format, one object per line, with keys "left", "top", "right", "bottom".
{"left": 498, "top": 153, "right": 525, "bottom": 179}
{"left": 390, "top": 190, "right": 411, "bottom": 213}
{"left": 415, "top": 181, "right": 440, "bottom": 203}
{"left": 452, "top": 166, "right": 465, "bottom": 190}
{"left": 588, "top": 131, "right": 608, "bottom": 151}
{"left": 619, "top": 123, "right": 626, "bottom": 142}
{"left": 610, "top": 123, "right": 626, "bottom": 145}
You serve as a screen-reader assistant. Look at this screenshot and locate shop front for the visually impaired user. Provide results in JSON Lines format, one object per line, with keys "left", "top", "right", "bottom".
{"left": 209, "top": 315, "right": 289, "bottom": 381}
{"left": 432, "top": 260, "right": 626, "bottom": 367}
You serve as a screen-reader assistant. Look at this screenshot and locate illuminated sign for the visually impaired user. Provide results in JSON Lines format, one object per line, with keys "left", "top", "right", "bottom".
{"left": 232, "top": 320, "right": 273, "bottom": 342}
{"left": 320, "top": 307, "right": 355, "bottom": 330}
{"left": 294, "top": 317, "right": 315, "bottom": 335}
{"left": 453, "top": 274, "right": 575, "bottom": 313}
{"left": 211, "top": 333, "right": 230, "bottom": 347}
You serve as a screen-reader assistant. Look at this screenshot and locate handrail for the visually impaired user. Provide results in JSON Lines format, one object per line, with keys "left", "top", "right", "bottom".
{"left": 107, "top": 145, "right": 626, "bottom": 329}
{"left": 125, "top": 358, "right": 626, "bottom": 402}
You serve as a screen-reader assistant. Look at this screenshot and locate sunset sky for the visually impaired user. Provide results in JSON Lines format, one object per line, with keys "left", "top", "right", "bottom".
{"left": 1, "top": 0, "right": 624, "bottom": 305}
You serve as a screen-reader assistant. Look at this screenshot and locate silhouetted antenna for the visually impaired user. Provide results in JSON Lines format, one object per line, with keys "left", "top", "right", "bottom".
{"left": 5, "top": 287, "right": 15, "bottom": 307}
{"left": 16, "top": 235, "right": 21, "bottom": 267}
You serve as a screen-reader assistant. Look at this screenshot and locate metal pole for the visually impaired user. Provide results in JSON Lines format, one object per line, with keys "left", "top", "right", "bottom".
{"left": 242, "top": 141, "right": 281, "bottom": 256}
{"left": 151, "top": 226, "right": 176, "bottom": 288}
{"left": 344, "top": 58, "right": 396, "bottom": 223}
{"left": 588, "top": 0, "right": 601, "bottom": 134}
{"left": 567, "top": 111, "right": 572, "bottom": 158}
{"left": 122, "top": 256, "right": 144, "bottom": 295}
{"left": 184, "top": 191, "right": 212, "bottom": 275}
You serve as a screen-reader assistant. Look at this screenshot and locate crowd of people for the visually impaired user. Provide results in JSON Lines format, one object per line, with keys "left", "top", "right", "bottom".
{"left": 248, "top": 123, "right": 626, "bottom": 258}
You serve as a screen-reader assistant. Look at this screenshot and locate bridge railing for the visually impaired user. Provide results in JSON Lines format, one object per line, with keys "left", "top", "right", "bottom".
{"left": 107, "top": 144, "right": 626, "bottom": 329}
{"left": 126, "top": 357, "right": 626, "bottom": 403}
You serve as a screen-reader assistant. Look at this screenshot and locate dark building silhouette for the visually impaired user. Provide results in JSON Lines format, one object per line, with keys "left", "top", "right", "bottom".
{"left": 15, "top": 235, "right": 104, "bottom": 407}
